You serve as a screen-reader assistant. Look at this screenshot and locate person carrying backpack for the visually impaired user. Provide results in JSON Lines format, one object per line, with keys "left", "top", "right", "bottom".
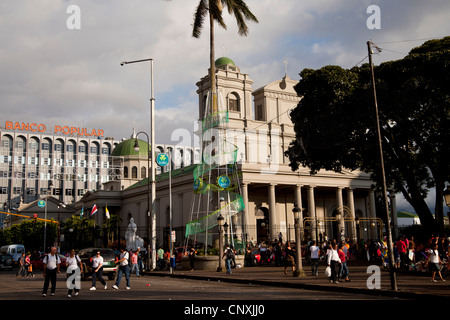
{"left": 222, "top": 245, "right": 234, "bottom": 274}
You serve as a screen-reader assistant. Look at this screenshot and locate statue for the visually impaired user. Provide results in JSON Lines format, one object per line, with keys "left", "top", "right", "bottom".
{"left": 124, "top": 217, "right": 144, "bottom": 251}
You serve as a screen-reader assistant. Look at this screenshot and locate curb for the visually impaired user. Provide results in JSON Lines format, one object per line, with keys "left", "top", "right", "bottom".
{"left": 144, "top": 270, "right": 448, "bottom": 300}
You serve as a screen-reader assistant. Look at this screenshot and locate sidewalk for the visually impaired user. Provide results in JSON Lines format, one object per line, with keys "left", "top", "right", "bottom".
{"left": 145, "top": 261, "right": 450, "bottom": 300}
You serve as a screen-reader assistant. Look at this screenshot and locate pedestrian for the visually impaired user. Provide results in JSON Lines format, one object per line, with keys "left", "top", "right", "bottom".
{"left": 188, "top": 247, "right": 196, "bottom": 271}
{"left": 113, "top": 247, "right": 130, "bottom": 290}
{"left": 16, "top": 252, "right": 26, "bottom": 277}
{"left": 283, "top": 242, "right": 296, "bottom": 275}
{"left": 338, "top": 243, "right": 350, "bottom": 282}
{"left": 310, "top": 241, "right": 320, "bottom": 276}
{"left": 397, "top": 236, "right": 407, "bottom": 269}
{"left": 326, "top": 243, "right": 341, "bottom": 284}
{"left": 130, "top": 250, "right": 140, "bottom": 277}
{"left": 426, "top": 243, "right": 446, "bottom": 282}
{"left": 157, "top": 246, "right": 165, "bottom": 270}
{"left": 42, "top": 247, "right": 61, "bottom": 297}
{"left": 90, "top": 250, "right": 107, "bottom": 290}
{"left": 25, "top": 252, "right": 34, "bottom": 278}
{"left": 223, "top": 245, "right": 234, "bottom": 274}
{"left": 66, "top": 249, "right": 83, "bottom": 297}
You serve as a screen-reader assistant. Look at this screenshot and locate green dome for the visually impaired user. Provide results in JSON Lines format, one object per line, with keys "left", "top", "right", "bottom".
{"left": 215, "top": 57, "right": 235, "bottom": 66}
{"left": 111, "top": 138, "right": 150, "bottom": 157}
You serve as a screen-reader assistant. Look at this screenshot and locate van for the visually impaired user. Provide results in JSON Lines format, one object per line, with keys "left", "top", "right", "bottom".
{"left": 0, "top": 244, "right": 25, "bottom": 266}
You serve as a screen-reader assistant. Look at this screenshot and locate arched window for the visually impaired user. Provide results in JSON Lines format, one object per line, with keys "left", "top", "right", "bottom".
{"left": 132, "top": 166, "right": 138, "bottom": 179}
{"left": 141, "top": 166, "right": 147, "bottom": 179}
{"left": 228, "top": 92, "right": 240, "bottom": 112}
{"left": 124, "top": 166, "right": 129, "bottom": 178}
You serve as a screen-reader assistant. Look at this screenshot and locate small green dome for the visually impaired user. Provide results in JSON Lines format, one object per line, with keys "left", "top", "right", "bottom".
{"left": 111, "top": 138, "right": 150, "bottom": 157}
{"left": 215, "top": 57, "right": 235, "bottom": 67}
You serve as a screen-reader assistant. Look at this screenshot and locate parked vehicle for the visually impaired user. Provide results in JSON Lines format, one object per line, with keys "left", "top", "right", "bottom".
{"left": 31, "top": 253, "right": 67, "bottom": 270}
{"left": 174, "top": 246, "right": 193, "bottom": 262}
{"left": 0, "top": 253, "right": 13, "bottom": 270}
{"left": 0, "top": 244, "right": 25, "bottom": 266}
{"left": 78, "top": 248, "right": 117, "bottom": 280}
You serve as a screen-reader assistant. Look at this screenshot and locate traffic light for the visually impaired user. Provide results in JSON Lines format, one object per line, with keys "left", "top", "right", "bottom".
{"left": 33, "top": 214, "right": 38, "bottom": 222}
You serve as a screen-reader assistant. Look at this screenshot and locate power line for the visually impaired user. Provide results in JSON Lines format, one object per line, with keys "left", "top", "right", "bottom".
{"left": 375, "top": 36, "right": 446, "bottom": 44}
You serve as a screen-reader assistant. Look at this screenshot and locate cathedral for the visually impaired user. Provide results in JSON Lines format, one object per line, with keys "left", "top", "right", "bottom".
{"left": 76, "top": 57, "right": 392, "bottom": 250}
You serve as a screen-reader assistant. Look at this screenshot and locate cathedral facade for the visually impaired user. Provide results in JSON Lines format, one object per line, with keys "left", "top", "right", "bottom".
{"left": 77, "top": 57, "right": 391, "bottom": 250}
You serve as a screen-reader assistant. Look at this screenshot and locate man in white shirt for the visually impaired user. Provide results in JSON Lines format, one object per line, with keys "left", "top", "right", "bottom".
{"left": 42, "top": 247, "right": 61, "bottom": 297}
{"left": 112, "top": 247, "right": 130, "bottom": 290}
{"left": 309, "top": 241, "right": 320, "bottom": 276}
{"left": 326, "top": 243, "right": 341, "bottom": 283}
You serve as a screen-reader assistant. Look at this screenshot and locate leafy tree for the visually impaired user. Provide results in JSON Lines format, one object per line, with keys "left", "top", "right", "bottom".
{"left": 286, "top": 37, "right": 450, "bottom": 233}
{"left": 0, "top": 220, "right": 57, "bottom": 251}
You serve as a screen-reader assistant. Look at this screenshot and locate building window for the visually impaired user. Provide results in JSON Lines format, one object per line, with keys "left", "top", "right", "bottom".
{"left": 101, "top": 147, "right": 109, "bottom": 155}
{"left": 124, "top": 166, "right": 129, "bottom": 178}
{"left": 90, "top": 146, "right": 97, "bottom": 154}
{"left": 79, "top": 145, "right": 86, "bottom": 153}
{"left": 132, "top": 166, "right": 137, "bottom": 179}
{"left": 67, "top": 145, "right": 74, "bottom": 152}
{"left": 141, "top": 166, "right": 146, "bottom": 179}
{"left": 42, "top": 143, "right": 49, "bottom": 150}
{"left": 28, "top": 142, "right": 38, "bottom": 150}
{"left": 228, "top": 92, "right": 240, "bottom": 112}
{"left": 255, "top": 104, "right": 266, "bottom": 121}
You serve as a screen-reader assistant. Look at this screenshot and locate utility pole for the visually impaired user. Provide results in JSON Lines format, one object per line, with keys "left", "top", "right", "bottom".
{"left": 367, "top": 40, "right": 397, "bottom": 291}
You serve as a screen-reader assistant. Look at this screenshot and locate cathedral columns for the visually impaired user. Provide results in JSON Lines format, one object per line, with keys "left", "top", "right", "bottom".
{"left": 268, "top": 183, "right": 277, "bottom": 241}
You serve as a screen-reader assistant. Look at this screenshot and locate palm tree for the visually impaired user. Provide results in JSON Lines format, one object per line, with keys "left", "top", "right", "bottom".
{"left": 192, "top": 0, "right": 258, "bottom": 114}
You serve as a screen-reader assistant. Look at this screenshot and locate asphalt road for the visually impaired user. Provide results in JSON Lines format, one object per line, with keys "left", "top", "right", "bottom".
{"left": 0, "top": 268, "right": 399, "bottom": 301}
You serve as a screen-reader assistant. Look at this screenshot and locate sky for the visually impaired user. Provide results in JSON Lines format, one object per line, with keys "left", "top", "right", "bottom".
{"left": 1, "top": 0, "right": 449, "bottom": 214}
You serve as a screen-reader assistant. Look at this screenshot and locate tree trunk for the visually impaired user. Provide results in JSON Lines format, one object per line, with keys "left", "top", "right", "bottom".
{"left": 209, "top": 6, "right": 217, "bottom": 114}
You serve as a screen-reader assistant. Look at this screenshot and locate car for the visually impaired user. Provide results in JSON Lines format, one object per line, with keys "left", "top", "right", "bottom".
{"left": 0, "top": 244, "right": 25, "bottom": 266}
{"left": 174, "top": 246, "right": 193, "bottom": 262}
{"left": 78, "top": 248, "right": 117, "bottom": 281}
{"left": 31, "top": 254, "right": 67, "bottom": 270}
{"left": 0, "top": 253, "right": 13, "bottom": 270}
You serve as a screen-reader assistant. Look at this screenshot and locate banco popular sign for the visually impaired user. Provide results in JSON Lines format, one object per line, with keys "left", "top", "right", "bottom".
{"left": 4, "top": 121, "right": 104, "bottom": 138}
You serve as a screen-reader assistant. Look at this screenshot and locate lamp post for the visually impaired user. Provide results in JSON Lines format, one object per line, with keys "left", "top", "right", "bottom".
{"left": 133, "top": 132, "right": 151, "bottom": 270}
{"left": 367, "top": 41, "right": 397, "bottom": 291}
{"left": 292, "top": 206, "right": 305, "bottom": 277}
{"left": 217, "top": 214, "right": 225, "bottom": 272}
{"left": 121, "top": 58, "right": 156, "bottom": 270}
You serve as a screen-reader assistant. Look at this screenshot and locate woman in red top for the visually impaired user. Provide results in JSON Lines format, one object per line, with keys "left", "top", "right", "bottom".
{"left": 338, "top": 244, "right": 350, "bottom": 282}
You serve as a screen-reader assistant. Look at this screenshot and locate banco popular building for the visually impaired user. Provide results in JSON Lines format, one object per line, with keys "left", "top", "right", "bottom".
{"left": 77, "top": 57, "right": 394, "bottom": 250}
{"left": 0, "top": 124, "right": 199, "bottom": 228}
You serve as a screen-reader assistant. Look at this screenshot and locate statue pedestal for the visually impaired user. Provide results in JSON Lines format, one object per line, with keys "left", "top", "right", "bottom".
{"left": 181, "top": 255, "right": 245, "bottom": 271}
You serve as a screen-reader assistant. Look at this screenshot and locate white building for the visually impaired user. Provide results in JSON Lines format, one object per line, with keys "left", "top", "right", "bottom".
{"left": 0, "top": 123, "right": 200, "bottom": 228}
{"left": 76, "top": 57, "right": 392, "bottom": 251}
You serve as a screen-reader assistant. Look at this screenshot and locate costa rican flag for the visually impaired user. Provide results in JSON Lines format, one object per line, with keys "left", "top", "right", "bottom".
{"left": 90, "top": 204, "right": 98, "bottom": 216}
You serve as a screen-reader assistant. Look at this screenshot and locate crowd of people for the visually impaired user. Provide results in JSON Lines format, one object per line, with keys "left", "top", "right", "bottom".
{"left": 242, "top": 232, "right": 450, "bottom": 284}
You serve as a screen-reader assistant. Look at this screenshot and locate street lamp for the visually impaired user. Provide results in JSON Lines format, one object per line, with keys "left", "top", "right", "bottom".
{"left": 133, "top": 132, "right": 151, "bottom": 271}
{"left": 444, "top": 186, "right": 450, "bottom": 208}
{"left": 121, "top": 58, "right": 156, "bottom": 270}
{"left": 292, "top": 206, "right": 305, "bottom": 277}
{"left": 217, "top": 214, "right": 225, "bottom": 272}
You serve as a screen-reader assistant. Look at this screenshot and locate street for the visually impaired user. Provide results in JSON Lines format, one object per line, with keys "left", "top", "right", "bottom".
{"left": 0, "top": 268, "right": 396, "bottom": 301}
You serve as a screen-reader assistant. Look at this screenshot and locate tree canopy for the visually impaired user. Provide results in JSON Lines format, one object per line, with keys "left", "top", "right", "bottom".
{"left": 286, "top": 37, "right": 450, "bottom": 233}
